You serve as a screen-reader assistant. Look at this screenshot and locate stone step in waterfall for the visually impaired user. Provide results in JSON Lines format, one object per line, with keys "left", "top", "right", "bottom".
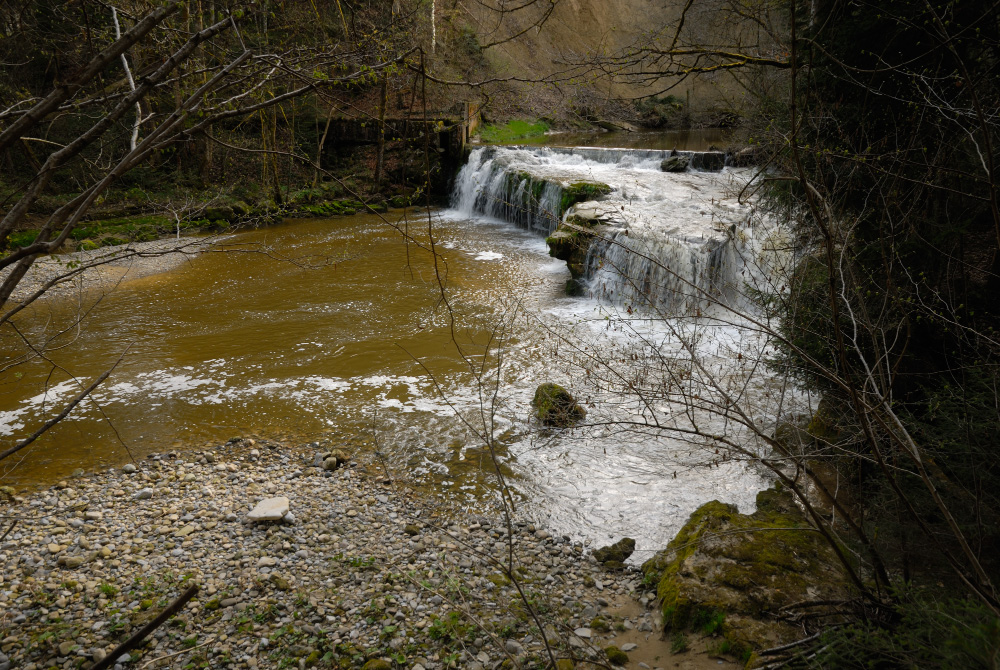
{"left": 451, "top": 145, "right": 782, "bottom": 312}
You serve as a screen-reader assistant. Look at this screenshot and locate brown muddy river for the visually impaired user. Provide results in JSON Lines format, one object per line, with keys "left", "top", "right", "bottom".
{"left": 2, "top": 145, "right": 775, "bottom": 558}
{"left": 2, "top": 212, "right": 555, "bottom": 483}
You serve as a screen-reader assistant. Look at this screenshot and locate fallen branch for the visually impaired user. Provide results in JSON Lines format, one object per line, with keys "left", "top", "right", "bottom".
{"left": 91, "top": 584, "right": 200, "bottom": 670}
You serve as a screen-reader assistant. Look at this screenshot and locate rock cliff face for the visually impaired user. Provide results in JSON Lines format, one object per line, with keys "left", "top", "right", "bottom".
{"left": 459, "top": 0, "right": 736, "bottom": 114}
{"left": 642, "top": 486, "right": 851, "bottom": 666}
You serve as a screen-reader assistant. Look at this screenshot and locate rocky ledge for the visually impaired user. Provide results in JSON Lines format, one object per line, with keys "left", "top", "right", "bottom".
{"left": 544, "top": 203, "right": 622, "bottom": 296}
{"left": 0, "top": 440, "right": 674, "bottom": 670}
{"left": 641, "top": 486, "right": 851, "bottom": 667}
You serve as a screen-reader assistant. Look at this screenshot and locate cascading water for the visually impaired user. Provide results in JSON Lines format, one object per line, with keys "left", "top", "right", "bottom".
{"left": 450, "top": 145, "right": 783, "bottom": 313}
{"left": 451, "top": 147, "right": 565, "bottom": 234}
{"left": 447, "top": 143, "right": 795, "bottom": 548}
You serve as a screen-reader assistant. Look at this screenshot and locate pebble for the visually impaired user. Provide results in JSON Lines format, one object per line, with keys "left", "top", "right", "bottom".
{"left": 0, "top": 440, "right": 647, "bottom": 670}
{"left": 504, "top": 639, "right": 525, "bottom": 655}
{"left": 122, "top": 463, "right": 137, "bottom": 474}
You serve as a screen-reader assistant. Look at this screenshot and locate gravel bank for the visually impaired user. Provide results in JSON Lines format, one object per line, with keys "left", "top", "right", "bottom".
{"left": 0, "top": 440, "right": 722, "bottom": 670}
{"left": 3, "top": 237, "right": 213, "bottom": 304}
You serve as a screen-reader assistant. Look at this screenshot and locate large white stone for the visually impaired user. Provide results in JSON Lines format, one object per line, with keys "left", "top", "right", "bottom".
{"left": 246, "top": 496, "right": 289, "bottom": 522}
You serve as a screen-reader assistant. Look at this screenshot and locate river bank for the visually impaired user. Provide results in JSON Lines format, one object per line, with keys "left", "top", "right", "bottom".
{"left": 2, "top": 237, "right": 214, "bottom": 304}
{"left": 0, "top": 440, "right": 739, "bottom": 670}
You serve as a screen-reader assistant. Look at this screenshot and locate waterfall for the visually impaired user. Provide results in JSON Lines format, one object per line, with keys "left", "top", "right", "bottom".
{"left": 451, "top": 147, "right": 566, "bottom": 234}
{"left": 450, "top": 145, "right": 782, "bottom": 313}
{"left": 585, "top": 221, "right": 745, "bottom": 313}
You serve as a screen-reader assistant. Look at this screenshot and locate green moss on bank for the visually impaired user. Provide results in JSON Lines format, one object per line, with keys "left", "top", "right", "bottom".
{"left": 479, "top": 119, "right": 550, "bottom": 144}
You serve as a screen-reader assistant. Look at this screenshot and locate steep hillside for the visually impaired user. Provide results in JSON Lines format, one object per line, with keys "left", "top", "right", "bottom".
{"left": 431, "top": 0, "right": 742, "bottom": 124}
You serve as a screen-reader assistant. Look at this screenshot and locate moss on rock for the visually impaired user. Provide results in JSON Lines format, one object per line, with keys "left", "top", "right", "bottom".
{"left": 642, "top": 486, "right": 850, "bottom": 666}
{"left": 592, "top": 537, "right": 636, "bottom": 563}
{"left": 559, "top": 181, "right": 611, "bottom": 215}
{"left": 532, "top": 383, "right": 586, "bottom": 427}
{"left": 604, "top": 645, "right": 629, "bottom": 666}
{"left": 806, "top": 396, "right": 847, "bottom": 446}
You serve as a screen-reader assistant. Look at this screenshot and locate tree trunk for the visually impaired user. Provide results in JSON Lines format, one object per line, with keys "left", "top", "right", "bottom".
{"left": 375, "top": 75, "right": 388, "bottom": 190}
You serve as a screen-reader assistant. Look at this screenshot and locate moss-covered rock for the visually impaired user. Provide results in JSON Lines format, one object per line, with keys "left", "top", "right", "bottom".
{"left": 642, "top": 486, "right": 850, "bottom": 666}
{"left": 559, "top": 181, "right": 611, "bottom": 215}
{"left": 545, "top": 228, "right": 589, "bottom": 295}
{"left": 361, "top": 660, "right": 391, "bottom": 670}
{"left": 532, "top": 383, "right": 586, "bottom": 427}
{"left": 592, "top": 537, "right": 636, "bottom": 564}
{"left": 231, "top": 201, "right": 252, "bottom": 216}
{"left": 545, "top": 211, "right": 614, "bottom": 295}
{"left": 772, "top": 414, "right": 812, "bottom": 451}
{"left": 269, "top": 574, "right": 291, "bottom": 591}
{"left": 806, "top": 396, "right": 849, "bottom": 446}
{"left": 604, "top": 645, "right": 629, "bottom": 666}
{"left": 204, "top": 205, "right": 235, "bottom": 222}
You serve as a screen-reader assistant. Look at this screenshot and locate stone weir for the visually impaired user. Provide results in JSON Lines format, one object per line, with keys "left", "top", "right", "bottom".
{"left": 451, "top": 145, "right": 776, "bottom": 312}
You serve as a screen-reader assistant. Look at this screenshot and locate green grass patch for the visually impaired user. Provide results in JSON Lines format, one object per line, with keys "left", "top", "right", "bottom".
{"left": 479, "top": 119, "right": 549, "bottom": 144}
{"left": 6, "top": 230, "right": 39, "bottom": 248}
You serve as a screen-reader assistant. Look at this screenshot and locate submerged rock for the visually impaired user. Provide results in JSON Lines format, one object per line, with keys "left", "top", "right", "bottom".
{"left": 642, "top": 485, "right": 850, "bottom": 663}
{"left": 532, "top": 383, "right": 586, "bottom": 427}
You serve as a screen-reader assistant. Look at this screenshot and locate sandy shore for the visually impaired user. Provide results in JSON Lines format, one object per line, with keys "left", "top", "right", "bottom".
{"left": 2, "top": 237, "right": 214, "bottom": 304}
{"left": 0, "top": 439, "right": 737, "bottom": 670}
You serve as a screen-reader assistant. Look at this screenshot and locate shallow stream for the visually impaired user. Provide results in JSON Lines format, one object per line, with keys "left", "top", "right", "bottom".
{"left": 1, "top": 133, "right": 782, "bottom": 560}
